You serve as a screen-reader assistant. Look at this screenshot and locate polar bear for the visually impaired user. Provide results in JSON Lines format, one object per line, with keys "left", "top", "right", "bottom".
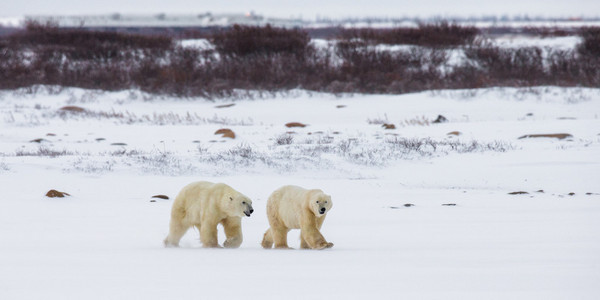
{"left": 261, "top": 185, "right": 333, "bottom": 250}
{"left": 164, "top": 181, "right": 253, "bottom": 248}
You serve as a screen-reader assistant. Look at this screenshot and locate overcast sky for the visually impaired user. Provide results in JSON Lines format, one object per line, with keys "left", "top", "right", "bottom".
{"left": 2, "top": 0, "right": 599, "bottom": 19}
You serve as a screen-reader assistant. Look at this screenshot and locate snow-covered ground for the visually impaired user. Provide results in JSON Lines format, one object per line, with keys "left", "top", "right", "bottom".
{"left": 1, "top": 86, "right": 599, "bottom": 299}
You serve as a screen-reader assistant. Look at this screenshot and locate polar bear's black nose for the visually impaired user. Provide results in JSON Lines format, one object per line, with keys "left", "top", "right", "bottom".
{"left": 320, "top": 208, "right": 326, "bottom": 214}
{"left": 250, "top": 209, "right": 254, "bottom": 214}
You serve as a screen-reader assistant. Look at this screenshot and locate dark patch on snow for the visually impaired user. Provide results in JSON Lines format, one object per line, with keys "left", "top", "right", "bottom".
{"left": 30, "top": 138, "right": 48, "bottom": 143}
{"left": 432, "top": 115, "right": 448, "bottom": 123}
{"left": 215, "top": 103, "right": 235, "bottom": 109}
{"left": 286, "top": 122, "right": 307, "bottom": 128}
{"left": 518, "top": 133, "right": 573, "bottom": 140}
{"left": 215, "top": 128, "right": 236, "bottom": 139}
{"left": 46, "top": 189, "right": 70, "bottom": 198}
{"left": 508, "top": 191, "right": 529, "bottom": 195}
{"left": 59, "top": 106, "right": 86, "bottom": 113}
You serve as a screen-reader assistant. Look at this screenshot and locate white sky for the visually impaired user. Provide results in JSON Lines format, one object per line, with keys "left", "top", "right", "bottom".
{"left": 1, "top": 0, "right": 599, "bottom": 19}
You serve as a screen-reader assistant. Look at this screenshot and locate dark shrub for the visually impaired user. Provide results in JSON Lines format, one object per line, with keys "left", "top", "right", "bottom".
{"left": 577, "top": 27, "right": 600, "bottom": 57}
{"left": 340, "top": 21, "right": 478, "bottom": 47}
{"left": 211, "top": 24, "right": 311, "bottom": 57}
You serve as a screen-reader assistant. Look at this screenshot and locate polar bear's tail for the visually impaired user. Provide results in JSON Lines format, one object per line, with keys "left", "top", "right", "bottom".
{"left": 261, "top": 229, "right": 274, "bottom": 249}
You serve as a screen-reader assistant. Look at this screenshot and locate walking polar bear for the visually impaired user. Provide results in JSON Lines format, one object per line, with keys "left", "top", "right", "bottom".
{"left": 261, "top": 185, "right": 333, "bottom": 250}
{"left": 164, "top": 181, "right": 253, "bottom": 248}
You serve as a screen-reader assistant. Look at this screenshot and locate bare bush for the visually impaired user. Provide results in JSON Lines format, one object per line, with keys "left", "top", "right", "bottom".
{"left": 71, "top": 156, "right": 115, "bottom": 173}
{"left": 15, "top": 147, "right": 74, "bottom": 157}
{"left": 2, "top": 22, "right": 598, "bottom": 97}
{"left": 47, "top": 108, "right": 253, "bottom": 126}
{"left": 135, "top": 150, "right": 196, "bottom": 176}
{"left": 367, "top": 114, "right": 389, "bottom": 125}
{"left": 211, "top": 24, "right": 311, "bottom": 57}
{"left": 578, "top": 27, "right": 600, "bottom": 57}
{"left": 340, "top": 21, "right": 479, "bottom": 47}
{"left": 274, "top": 133, "right": 295, "bottom": 145}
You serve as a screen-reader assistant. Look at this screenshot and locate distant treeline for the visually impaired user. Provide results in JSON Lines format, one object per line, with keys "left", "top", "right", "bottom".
{"left": 1, "top": 21, "right": 599, "bottom": 97}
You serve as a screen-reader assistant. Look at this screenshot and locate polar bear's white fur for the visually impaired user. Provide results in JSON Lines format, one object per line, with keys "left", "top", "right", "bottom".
{"left": 164, "top": 181, "right": 253, "bottom": 248}
{"left": 261, "top": 185, "right": 333, "bottom": 250}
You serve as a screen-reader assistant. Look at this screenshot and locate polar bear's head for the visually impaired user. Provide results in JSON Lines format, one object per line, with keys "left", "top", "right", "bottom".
{"left": 310, "top": 192, "right": 332, "bottom": 217}
{"left": 227, "top": 194, "right": 254, "bottom": 217}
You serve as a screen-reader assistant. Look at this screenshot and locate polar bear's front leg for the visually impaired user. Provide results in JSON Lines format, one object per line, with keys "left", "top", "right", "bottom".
{"left": 200, "top": 220, "right": 221, "bottom": 248}
{"left": 300, "top": 216, "right": 333, "bottom": 250}
{"left": 300, "top": 234, "right": 310, "bottom": 249}
{"left": 222, "top": 217, "right": 243, "bottom": 248}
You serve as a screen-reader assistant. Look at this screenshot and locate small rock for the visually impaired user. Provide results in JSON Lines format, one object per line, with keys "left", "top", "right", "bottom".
{"left": 447, "top": 131, "right": 461, "bottom": 136}
{"left": 508, "top": 191, "right": 529, "bottom": 195}
{"left": 214, "top": 103, "right": 235, "bottom": 109}
{"left": 150, "top": 200, "right": 157, "bottom": 202}
{"left": 46, "top": 133, "right": 56, "bottom": 136}
{"left": 526, "top": 113, "right": 534, "bottom": 116}
{"left": 568, "top": 192, "right": 575, "bottom": 196}
{"left": 30, "top": 138, "right": 47, "bottom": 143}
{"left": 214, "top": 128, "right": 235, "bottom": 139}
{"left": 151, "top": 195, "right": 169, "bottom": 200}
{"left": 336, "top": 105, "right": 346, "bottom": 109}
{"left": 432, "top": 115, "right": 448, "bottom": 123}
{"left": 332, "top": 131, "right": 341, "bottom": 135}
{"left": 192, "top": 140, "right": 201, "bottom": 143}
{"left": 96, "top": 138, "right": 106, "bottom": 142}
{"left": 285, "top": 122, "right": 307, "bottom": 128}
{"left": 442, "top": 203, "right": 457, "bottom": 206}
{"left": 111, "top": 143, "right": 127, "bottom": 146}
{"left": 536, "top": 190, "right": 545, "bottom": 193}
{"left": 404, "top": 203, "right": 415, "bottom": 207}
{"left": 46, "top": 189, "right": 70, "bottom": 198}
{"left": 59, "top": 106, "right": 86, "bottom": 113}
{"left": 382, "top": 123, "right": 396, "bottom": 130}
{"left": 389, "top": 206, "right": 400, "bottom": 209}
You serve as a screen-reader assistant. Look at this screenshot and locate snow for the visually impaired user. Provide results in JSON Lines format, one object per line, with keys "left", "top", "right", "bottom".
{"left": 1, "top": 86, "right": 600, "bottom": 299}
{"left": 492, "top": 35, "right": 582, "bottom": 50}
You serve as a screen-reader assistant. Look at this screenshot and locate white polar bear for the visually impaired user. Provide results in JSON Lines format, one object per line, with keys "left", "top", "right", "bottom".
{"left": 164, "top": 181, "right": 253, "bottom": 248}
{"left": 261, "top": 185, "right": 333, "bottom": 250}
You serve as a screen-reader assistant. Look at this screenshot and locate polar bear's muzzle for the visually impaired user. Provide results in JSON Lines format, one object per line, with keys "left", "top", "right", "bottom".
{"left": 244, "top": 204, "right": 254, "bottom": 217}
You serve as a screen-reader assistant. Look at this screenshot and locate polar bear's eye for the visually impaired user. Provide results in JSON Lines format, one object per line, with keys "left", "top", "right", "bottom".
{"left": 242, "top": 201, "right": 246, "bottom": 205}
{"left": 316, "top": 201, "right": 319, "bottom": 203}
{"left": 229, "top": 197, "right": 233, "bottom": 201}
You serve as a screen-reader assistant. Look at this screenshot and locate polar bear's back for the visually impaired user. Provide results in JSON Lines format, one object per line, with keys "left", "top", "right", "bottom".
{"left": 171, "top": 181, "right": 234, "bottom": 223}
{"left": 267, "top": 185, "right": 317, "bottom": 229}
